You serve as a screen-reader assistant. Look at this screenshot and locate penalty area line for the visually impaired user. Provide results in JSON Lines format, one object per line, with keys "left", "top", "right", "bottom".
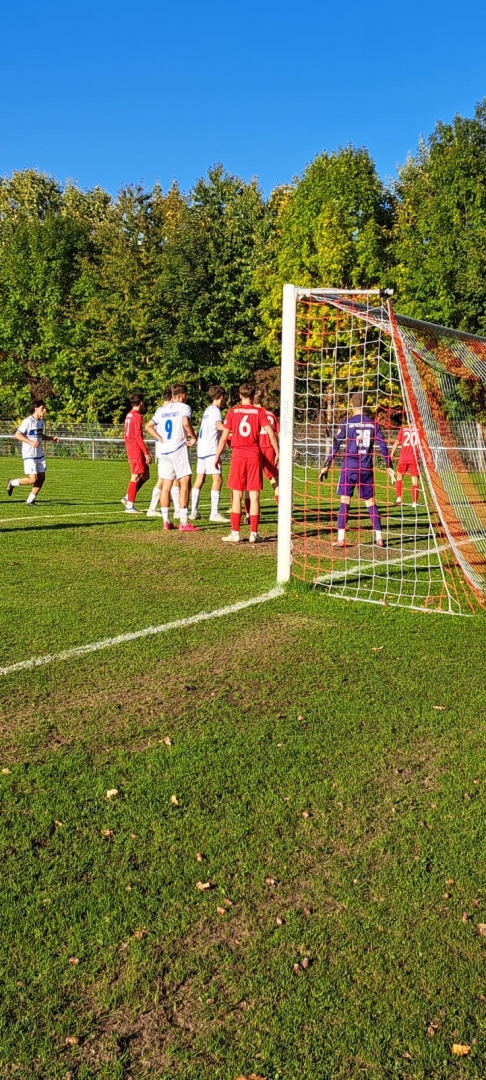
{"left": 0, "top": 586, "right": 285, "bottom": 678}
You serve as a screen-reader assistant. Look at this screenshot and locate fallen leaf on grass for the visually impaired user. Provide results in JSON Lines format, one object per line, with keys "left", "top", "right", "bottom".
{"left": 432, "top": 705, "right": 447, "bottom": 711}
{"left": 292, "top": 963, "right": 300, "bottom": 974}
{"left": 223, "top": 898, "right": 233, "bottom": 907}
{"left": 462, "top": 912, "right": 469, "bottom": 923}
{"left": 196, "top": 852, "right": 203, "bottom": 862}
{"left": 451, "top": 1044, "right": 471, "bottom": 1056}
{"left": 234, "top": 1075, "right": 267, "bottom": 1080}
{"left": 132, "top": 929, "right": 146, "bottom": 939}
{"left": 196, "top": 881, "right": 211, "bottom": 891}
{"left": 264, "top": 876, "right": 277, "bottom": 886}
{"left": 101, "top": 829, "right": 113, "bottom": 838}
{"left": 445, "top": 878, "right": 455, "bottom": 885}
{"left": 170, "top": 795, "right": 180, "bottom": 806}
{"left": 472, "top": 899, "right": 479, "bottom": 907}
{"left": 477, "top": 924, "right": 486, "bottom": 936}
{"left": 68, "top": 957, "right": 79, "bottom": 965}
{"left": 297, "top": 715, "right": 304, "bottom": 722}
{"left": 301, "top": 811, "right": 310, "bottom": 819}
{"left": 371, "top": 646, "right": 384, "bottom": 651}
{"left": 130, "top": 833, "right": 137, "bottom": 839}
{"left": 64, "top": 1036, "right": 79, "bottom": 1046}
{"left": 1, "top": 768, "right": 11, "bottom": 775}
{"left": 302, "top": 906, "right": 312, "bottom": 916}
{"left": 163, "top": 737, "right": 172, "bottom": 746}
{"left": 105, "top": 789, "right": 118, "bottom": 799}
{"left": 275, "top": 917, "right": 284, "bottom": 926}
{"left": 301, "top": 956, "right": 310, "bottom": 969}
{"left": 54, "top": 820, "right": 63, "bottom": 828}
{"left": 217, "top": 906, "right": 226, "bottom": 916}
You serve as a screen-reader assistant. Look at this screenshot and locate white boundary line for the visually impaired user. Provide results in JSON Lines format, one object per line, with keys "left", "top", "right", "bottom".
{"left": 0, "top": 497, "right": 278, "bottom": 527}
{"left": 0, "top": 587, "right": 284, "bottom": 677}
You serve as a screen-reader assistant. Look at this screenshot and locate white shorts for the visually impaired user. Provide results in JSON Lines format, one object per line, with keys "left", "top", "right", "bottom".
{"left": 196, "top": 455, "right": 221, "bottom": 476}
{"left": 157, "top": 445, "right": 191, "bottom": 481}
{"left": 23, "top": 457, "right": 46, "bottom": 475}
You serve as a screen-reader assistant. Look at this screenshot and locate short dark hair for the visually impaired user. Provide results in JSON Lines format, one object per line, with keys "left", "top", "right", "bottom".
{"left": 31, "top": 398, "right": 46, "bottom": 409}
{"left": 351, "top": 392, "right": 364, "bottom": 409}
{"left": 130, "top": 392, "right": 144, "bottom": 406}
{"left": 208, "top": 385, "right": 225, "bottom": 401}
{"left": 239, "top": 381, "right": 255, "bottom": 400}
{"left": 171, "top": 382, "right": 187, "bottom": 396}
{"left": 163, "top": 386, "right": 172, "bottom": 401}
{"left": 254, "top": 389, "right": 264, "bottom": 405}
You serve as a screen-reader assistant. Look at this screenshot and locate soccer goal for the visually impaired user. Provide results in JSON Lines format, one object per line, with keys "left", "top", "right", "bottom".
{"left": 277, "top": 285, "right": 486, "bottom": 615}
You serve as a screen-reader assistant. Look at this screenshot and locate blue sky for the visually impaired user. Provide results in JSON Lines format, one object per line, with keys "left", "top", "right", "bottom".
{"left": 1, "top": 0, "right": 485, "bottom": 197}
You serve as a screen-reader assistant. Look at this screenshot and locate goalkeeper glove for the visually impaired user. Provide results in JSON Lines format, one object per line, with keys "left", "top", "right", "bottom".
{"left": 387, "top": 467, "right": 395, "bottom": 484}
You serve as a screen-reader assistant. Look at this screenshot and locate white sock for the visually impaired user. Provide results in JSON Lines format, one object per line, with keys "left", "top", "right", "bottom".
{"left": 210, "top": 490, "right": 220, "bottom": 515}
{"left": 338, "top": 528, "right": 345, "bottom": 542}
{"left": 12, "top": 479, "right": 20, "bottom": 487}
{"left": 26, "top": 493, "right": 36, "bottom": 504}
{"left": 191, "top": 488, "right": 200, "bottom": 514}
{"left": 161, "top": 507, "right": 169, "bottom": 523}
{"left": 179, "top": 507, "right": 188, "bottom": 525}
{"left": 375, "top": 530, "right": 383, "bottom": 542}
{"left": 149, "top": 486, "right": 160, "bottom": 511}
{"left": 171, "top": 485, "right": 180, "bottom": 511}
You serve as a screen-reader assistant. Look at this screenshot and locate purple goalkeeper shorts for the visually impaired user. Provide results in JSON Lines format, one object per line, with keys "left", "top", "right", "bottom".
{"left": 337, "top": 468, "right": 374, "bottom": 501}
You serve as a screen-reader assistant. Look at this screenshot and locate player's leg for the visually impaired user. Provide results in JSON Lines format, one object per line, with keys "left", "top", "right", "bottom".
{"left": 411, "top": 473, "right": 419, "bottom": 505}
{"left": 7, "top": 471, "right": 36, "bottom": 496}
{"left": 135, "top": 463, "right": 150, "bottom": 492}
{"left": 244, "top": 490, "right": 250, "bottom": 524}
{"left": 221, "top": 489, "right": 243, "bottom": 542}
{"left": 365, "top": 497, "right": 384, "bottom": 546}
{"left": 247, "top": 457, "right": 264, "bottom": 541}
{"left": 173, "top": 448, "right": 198, "bottom": 531}
{"left": 209, "top": 469, "right": 228, "bottom": 523}
{"left": 333, "top": 496, "right": 351, "bottom": 546}
{"left": 171, "top": 481, "right": 181, "bottom": 518}
{"left": 160, "top": 478, "right": 176, "bottom": 529}
{"left": 125, "top": 468, "right": 143, "bottom": 512}
{"left": 395, "top": 469, "right": 404, "bottom": 503}
{"left": 147, "top": 477, "right": 163, "bottom": 516}
{"left": 190, "top": 471, "right": 205, "bottom": 519}
{"left": 25, "top": 470, "right": 45, "bottom": 505}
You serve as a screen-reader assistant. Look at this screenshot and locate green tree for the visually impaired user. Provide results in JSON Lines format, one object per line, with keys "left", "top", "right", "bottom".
{"left": 393, "top": 100, "right": 486, "bottom": 333}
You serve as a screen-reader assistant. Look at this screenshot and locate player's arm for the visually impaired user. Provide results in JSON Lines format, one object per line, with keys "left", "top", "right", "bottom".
{"left": 319, "top": 424, "right": 345, "bottom": 480}
{"left": 43, "top": 432, "right": 60, "bottom": 444}
{"left": 214, "top": 428, "right": 230, "bottom": 469}
{"left": 145, "top": 419, "right": 163, "bottom": 445}
{"left": 375, "top": 425, "right": 394, "bottom": 480}
{"left": 15, "top": 428, "right": 38, "bottom": 449}
{"left": 133, "top": 416, "right": 151, "bottom": 463}
{"left": 265, "top": 424, "right": 279, "bottom": 462}
{"left": 182, "top": 414, "right": 197, "bottom": 447}
{"left": 390, "top": 436, "right": 399, "bottom": 460}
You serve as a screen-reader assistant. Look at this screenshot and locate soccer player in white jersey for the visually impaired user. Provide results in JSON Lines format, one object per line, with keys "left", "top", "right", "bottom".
{"left": 7, "top": 400, "right": 60, "bottom": 504}
{"left": 145, "top": 382, "right": 199, "bottom": 532}
{"left": 189, "top": 385, "right": 229, "bottom": 523}
{"left": 145, "top": 387, "right": 181, "bottom": 518}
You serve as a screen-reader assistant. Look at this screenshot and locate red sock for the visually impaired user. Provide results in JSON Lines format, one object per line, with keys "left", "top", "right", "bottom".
{"left": 231, "top": 512, "right": 241, "bottom": 532}
{"left": 127, "top": 480, "right": 137, "bottom": 503}
{"left": 396, "top": 480, "right": 403, "bottom": 499}
{"left": 275, "top": 493, "right": 279, "bottom": 504}
{"left": 245, "top": 495, "right": 250, "bottom": 514}
{"left": 250, "top": 515, "right": 259, "bottom": 533}
{"left": 412, "top": 485, "right": 419, "bottom": 503}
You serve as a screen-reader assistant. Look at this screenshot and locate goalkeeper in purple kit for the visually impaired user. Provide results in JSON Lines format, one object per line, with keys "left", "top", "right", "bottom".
{"left": 319, "top": 392, "right": 394, "bottom": 548}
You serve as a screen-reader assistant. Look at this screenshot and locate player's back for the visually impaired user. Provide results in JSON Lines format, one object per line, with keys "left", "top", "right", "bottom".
{"left": 397, "top": 425, "right": 420, "bottom": 461}
{"left": 151, "top": 401, "right": 191, "bottom": 455}
{"left": 259, "top": 408, "right": 279, "bottom": 449}
{"left": 198, "top": 404, "right": 221, "bottom": 458}
{"left": 339, "top": 413, "right": 384, "bottom": 470}
{"left": 225, "top": 405, "right": 267, "bottom": 455}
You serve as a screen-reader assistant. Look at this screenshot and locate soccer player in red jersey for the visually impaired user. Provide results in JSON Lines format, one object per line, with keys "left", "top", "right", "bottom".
{"left": 214, "top": 382, "right": 279, "bottom": 543}
{"left": 391, "top": 423, "right": 421, "bottom": 507}
{"left": 122, "top": 393, "right": 152, "bottom": 513}
{"left": 254, "top": 389, "right": 279, "bottom": 503}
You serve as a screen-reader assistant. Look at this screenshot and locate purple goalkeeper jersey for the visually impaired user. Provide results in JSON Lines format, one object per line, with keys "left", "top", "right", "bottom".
{"left": 325, "top": 412, "right": 392, "bottom": 472}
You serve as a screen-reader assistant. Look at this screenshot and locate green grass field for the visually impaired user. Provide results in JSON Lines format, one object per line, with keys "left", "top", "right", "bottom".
{"left": 1, "top": 459, "right": 486, "bottom": 1079}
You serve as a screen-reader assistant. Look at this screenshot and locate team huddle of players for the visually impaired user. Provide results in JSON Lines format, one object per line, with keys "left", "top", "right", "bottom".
{"left": 6, "top": 389, "right": 421, "bottom": 547}
{"left": 122, "top": 381, "right": 280, "bottom": 543}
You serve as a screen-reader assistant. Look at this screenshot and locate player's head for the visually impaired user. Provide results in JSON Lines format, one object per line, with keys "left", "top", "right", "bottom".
{"left": 162, "top": 386, "right": 172, "bottom": 403}
{"left": 171, "top": 382, "right": 187, "bottom": 401}
{"left": 129, "top": 392, "right": 145, "bottom": 411}
{"left": 31, "top": 398, "right": 46, "bottom": 417}
{"left": 239, "top": 381, "right": 255, "bottom": 402}
{"left": 254, "top": 389, "right": 264, "bottom": 406}
{"left": 351, "top": 392, "right": 364, "bottom": 412}
{"left": 208, "top": 384, "right": 225, "bottom": 405}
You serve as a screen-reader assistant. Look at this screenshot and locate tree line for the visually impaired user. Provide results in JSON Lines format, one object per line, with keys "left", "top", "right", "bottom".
{"left": 2, "top": 100, "right": 486, "bottom": 422}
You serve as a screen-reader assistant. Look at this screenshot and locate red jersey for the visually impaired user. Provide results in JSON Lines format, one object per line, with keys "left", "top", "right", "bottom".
{"left": 396, "top": 425, "right": 420, "bottom": 465}
{"left": 124, "top": 409, "right": 148, "bottom": 456}
{"left": 224, "top": 405, "right": 269, "bottom": 456}
{"left": 258, "top": 409, "right": 279, "bottom": 450}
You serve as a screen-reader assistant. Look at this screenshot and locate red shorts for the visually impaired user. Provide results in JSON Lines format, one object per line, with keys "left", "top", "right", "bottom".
{"left": 228, "top": 453, "right": 262, "bottom": 492}
{"left": 397, "top": 453, "right": 419, "bottom": 478}
{"left": 261, "top": 448, "right": 278, "bottom": 482}
{"left": 128, "top": 455, "right": 146, "bottom": 475}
